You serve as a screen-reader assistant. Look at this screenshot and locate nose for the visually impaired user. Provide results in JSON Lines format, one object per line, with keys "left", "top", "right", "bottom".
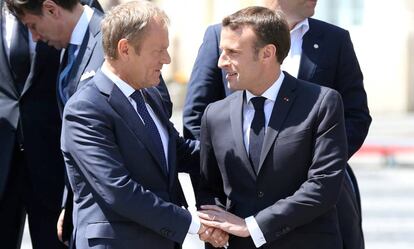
{"left": 161, "top": 50, "right": 171, "bottom": 65}
{"left": 218, "top": 51, "right": 229, "bottom": 69}
{"left": 29, "top": 29, "right": 41, "bottom": 42}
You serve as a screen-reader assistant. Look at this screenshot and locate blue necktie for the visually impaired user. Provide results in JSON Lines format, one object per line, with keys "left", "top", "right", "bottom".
{"left": 58, "top": 44, "right": 77, "bottom": 104}
{"left": 9, "top": 20, "right": 30, "bottom": 94}
{"left": 130, "top": 90, "right": 168, "bottom": 174}
{"left": 249, "top": 96, "right": 266, "bottom": 174}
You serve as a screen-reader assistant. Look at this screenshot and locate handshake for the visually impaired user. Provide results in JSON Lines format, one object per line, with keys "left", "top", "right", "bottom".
{"left": 196, "top": 205, "right": 250, "bottom": 248}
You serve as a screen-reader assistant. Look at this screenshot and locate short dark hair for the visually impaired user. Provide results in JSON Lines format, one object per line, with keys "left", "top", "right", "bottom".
{"left": 222, "top": 6, "right": 290, "bottom": 64}
{"left": 6, "top": 0, "right": 79, "bottom": 17}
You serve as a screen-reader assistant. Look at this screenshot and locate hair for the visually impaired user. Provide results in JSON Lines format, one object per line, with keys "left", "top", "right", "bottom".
{"left": 222, "top": 6, "right": 290, "bottom": 64}
{"left": 101, "top": 0, "right": 169, "bottom": 60}
{"left": 6, "top": 0, "right": 79, "bottom": 17}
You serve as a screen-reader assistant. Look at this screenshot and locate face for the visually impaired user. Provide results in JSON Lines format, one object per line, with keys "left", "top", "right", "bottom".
{"left": 218, "top": 26, "right": 264, "bottom": 93}
{"left": 126, "top": 19, "right": 171, "bottom": 89}
{"left": 20, "top": 5, "right": 68, "bottom": 49}
{"left": 263, "top": 0, "right": 317, "bottom": 26}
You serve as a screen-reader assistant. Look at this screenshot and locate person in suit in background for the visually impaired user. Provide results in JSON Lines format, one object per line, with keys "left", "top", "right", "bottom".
{"left": 197, "top": 6, "right": 348, "bottom": 249}
{"left": 184, "top": 1, "right": 371, "bottom": 248}
{"left": 0, "top": 0, "right": 64, "bottom": 248}
{"left": 6, "top": 0, "right": 105, "bottom": 245}
{"left": 61, "top": 1, "right": 227, "bottom": 248}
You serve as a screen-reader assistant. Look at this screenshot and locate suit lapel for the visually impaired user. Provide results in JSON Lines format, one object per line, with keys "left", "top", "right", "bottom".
{"left": 67, "top": 10, "right": 101, "bottom": 97}
{"left": 230, "top": 91, "right": 256, "bottom": 180}
{"left": 96, "top": 72, "right": 168, "bottom": 177}
{"left": 298, "top": 18, "right": 322, "bottom": 81}
{"left": 258, "top": 74, "right": 297, "bottom": 173}
{"left": 20, "top": 43, "right": 38, "bottom": 97}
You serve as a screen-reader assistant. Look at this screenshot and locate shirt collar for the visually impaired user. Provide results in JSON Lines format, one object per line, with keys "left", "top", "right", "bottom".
{"left": 290, "top": 18, "right": 310, "bottom": 38}
{"left": 245, "top": 72, "right": 285, "bottom": 103}
{"left": 69, "top": 5, "right": 93, "bottom": 46}
{"left": 101, "top": 63, "right": 136, "bottom": 99}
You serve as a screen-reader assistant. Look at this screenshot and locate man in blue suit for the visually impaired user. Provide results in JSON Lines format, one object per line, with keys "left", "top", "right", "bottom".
{"left": 60, "top": 1, "right": 229, "bottom": 248}
{"left": 184, "top": 1, "right": 371, "bottom": 248}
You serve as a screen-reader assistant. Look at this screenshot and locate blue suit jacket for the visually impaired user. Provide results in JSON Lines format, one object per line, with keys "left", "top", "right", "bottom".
{"left": 61, "top": 70, "right": 199, "bottom": 249}
{"left": 184, "top": 19, "right": 371, "bottom": 249}
{"left": 198, "top": 74, "right": 347, "bottom": 249}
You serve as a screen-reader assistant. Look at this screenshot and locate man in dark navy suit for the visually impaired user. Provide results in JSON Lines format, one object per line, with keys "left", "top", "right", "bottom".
{"left": 184, "top": 1, "right": 371, "bottom": 248}
{"left": 0, "top": 0, "right": 64, "bottom": 248}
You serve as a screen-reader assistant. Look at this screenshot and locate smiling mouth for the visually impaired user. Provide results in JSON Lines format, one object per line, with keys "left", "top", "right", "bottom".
{"left": 228, "top": 72, "right": 237, "bottom": 76}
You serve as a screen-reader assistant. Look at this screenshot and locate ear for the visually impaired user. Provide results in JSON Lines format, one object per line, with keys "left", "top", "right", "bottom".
{"left": 42, "top": 0, "right": 59, "bottom": 17}
{"left": 117, "top": 38, "right": 130, "bottom": 60}
{"left": 261, "top": 44, "right": 277, "bottom": 63}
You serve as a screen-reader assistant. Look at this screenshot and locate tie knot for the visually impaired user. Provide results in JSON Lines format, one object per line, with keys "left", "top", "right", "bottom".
{"left": 250, "top": 96, "right": 266, "bottom": 111}
{"left": 130, "top": 90, "right": 145, "bottom": 106}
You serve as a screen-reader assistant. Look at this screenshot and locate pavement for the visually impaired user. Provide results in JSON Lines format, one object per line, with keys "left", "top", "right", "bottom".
{"left": 20, "top": 108, "right": 414, "bottom": 249}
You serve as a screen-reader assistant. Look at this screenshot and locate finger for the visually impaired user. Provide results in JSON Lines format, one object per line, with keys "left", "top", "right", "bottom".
{"left": 199, "top": 226, "right": 214, "bottom": 241}
{"left": 198, "top": 210, "right": 220, "bottom": 221}
{"left": 199, "top": 219, "right": 223, "bottom": 230}
{"left": 200, "top": 205, "right": 225, "bottom": 212}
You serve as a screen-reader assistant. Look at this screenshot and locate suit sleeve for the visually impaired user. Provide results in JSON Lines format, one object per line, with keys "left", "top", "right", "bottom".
{"left": 255, "top": 90, "right": 348, "bottom": 243}
{"left": 183, "top": 25, "right": 226, "bottom": 140}
{"left": 61, "top": 98, "right": 191, "bottom": 243}
{"left": 334, "top": 31, "right": 371, "bottom": 158}
{"left": 196, "top": 104, "right": 227, "bottom": 209}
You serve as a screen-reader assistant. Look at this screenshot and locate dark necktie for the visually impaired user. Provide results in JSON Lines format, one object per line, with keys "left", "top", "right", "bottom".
{"left": 9, "top": 19, "right": 30, "bottom": 94}
{"left": 58, "top": 43, "right": 78, "bottom": 104}
{"left": 249, "top": 96, "right": 266, "bottom": 174}
{"left": 130, "top": 90, "right": 168, "bottom": 174}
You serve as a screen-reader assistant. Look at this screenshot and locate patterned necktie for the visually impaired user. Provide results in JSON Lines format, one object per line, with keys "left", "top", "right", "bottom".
{"left": 58, "top": 43, "right": 78, "bottom": 104}
{"left": 9, "top": 19, "right": 30, "bottom": 94}
{"left": 249, "top": 96, "right": 266, "bottom": 174}
{"left": 130, "top": 90, "right": 168, "bottom": 174}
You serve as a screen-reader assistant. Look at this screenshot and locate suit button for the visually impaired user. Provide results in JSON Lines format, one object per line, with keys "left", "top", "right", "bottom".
{"left": 19, "top": 144, "right": 24, "bottom": 152}
{"left": 257, "top": 191, "right": 264, "bottom": 198}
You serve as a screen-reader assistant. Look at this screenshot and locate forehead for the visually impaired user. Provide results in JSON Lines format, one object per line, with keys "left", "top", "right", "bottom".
{"left": 20, "top": 12, "right": 44, "bottom": 25}
{"left": 141, "top": 20, "right": 169, "bottom": 46}
{"left": 220, "top": 26, "right": 257, "bottom": 49}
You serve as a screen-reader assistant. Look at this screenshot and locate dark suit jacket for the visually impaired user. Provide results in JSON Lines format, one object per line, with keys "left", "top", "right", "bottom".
{"left": 184, "top": 20, "right": 370, "bottom": 249}
{"left": 61, "top": 70, "right": 199, "bottom": 249}
{"left": 197, "top": 73, "right": 348, "bottom": 249}
{"left": 0, "top": 6, "right": 63, "bottom": 212}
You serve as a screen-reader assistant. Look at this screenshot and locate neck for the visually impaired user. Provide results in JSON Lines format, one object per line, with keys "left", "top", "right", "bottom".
{"left": 249, "top": 67, "right": 281, "bottom": 96}
{"left": 64, "top": 3, "right": 84, "bottom": 44}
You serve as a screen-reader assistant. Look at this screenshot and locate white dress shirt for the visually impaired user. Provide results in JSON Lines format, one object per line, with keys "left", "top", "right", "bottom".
{"left": 101, "top": 64, "right": 201, "bottom": 234}
{"left": 281, "top": 18, "right": 310, "bottom": 77}
{"left": 243, "top": 72, "right": 285, "bottom": 248}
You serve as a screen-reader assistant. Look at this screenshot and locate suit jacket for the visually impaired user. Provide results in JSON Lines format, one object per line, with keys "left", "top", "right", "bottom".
{"left": 0, "top": 2, "right": 63, "bottom": 211}
{"left": 61, "top": 70, "right": 199, "bottom": 249}
{"left": 198, "top": 73, "right": 348, "bottom": 249}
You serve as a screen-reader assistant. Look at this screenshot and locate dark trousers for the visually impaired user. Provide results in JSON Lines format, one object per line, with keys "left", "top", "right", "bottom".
{"left": 0, "top": 146, "right": 66, "bottom": 249}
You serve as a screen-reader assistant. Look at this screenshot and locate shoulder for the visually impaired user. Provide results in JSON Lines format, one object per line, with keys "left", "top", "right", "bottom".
{"left": 308, "top": 18, "right": 350, "bottom": 38}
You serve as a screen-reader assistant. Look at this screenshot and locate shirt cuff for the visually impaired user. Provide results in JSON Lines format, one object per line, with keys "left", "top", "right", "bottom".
{"left": 245, "top": 216, "right": 266, "bottom": 248}
{"left": 188, "top": 210, "right": 201, "bottom": 234}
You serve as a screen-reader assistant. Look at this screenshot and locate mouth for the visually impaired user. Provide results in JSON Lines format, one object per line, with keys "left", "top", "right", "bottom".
{"left": 226, "top": 71, "right": 238, "bottom": 79}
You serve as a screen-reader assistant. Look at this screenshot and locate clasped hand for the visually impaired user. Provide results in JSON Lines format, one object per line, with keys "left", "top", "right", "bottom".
{"left": 197, "top": 205, "right": 250, "bottom": 247}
